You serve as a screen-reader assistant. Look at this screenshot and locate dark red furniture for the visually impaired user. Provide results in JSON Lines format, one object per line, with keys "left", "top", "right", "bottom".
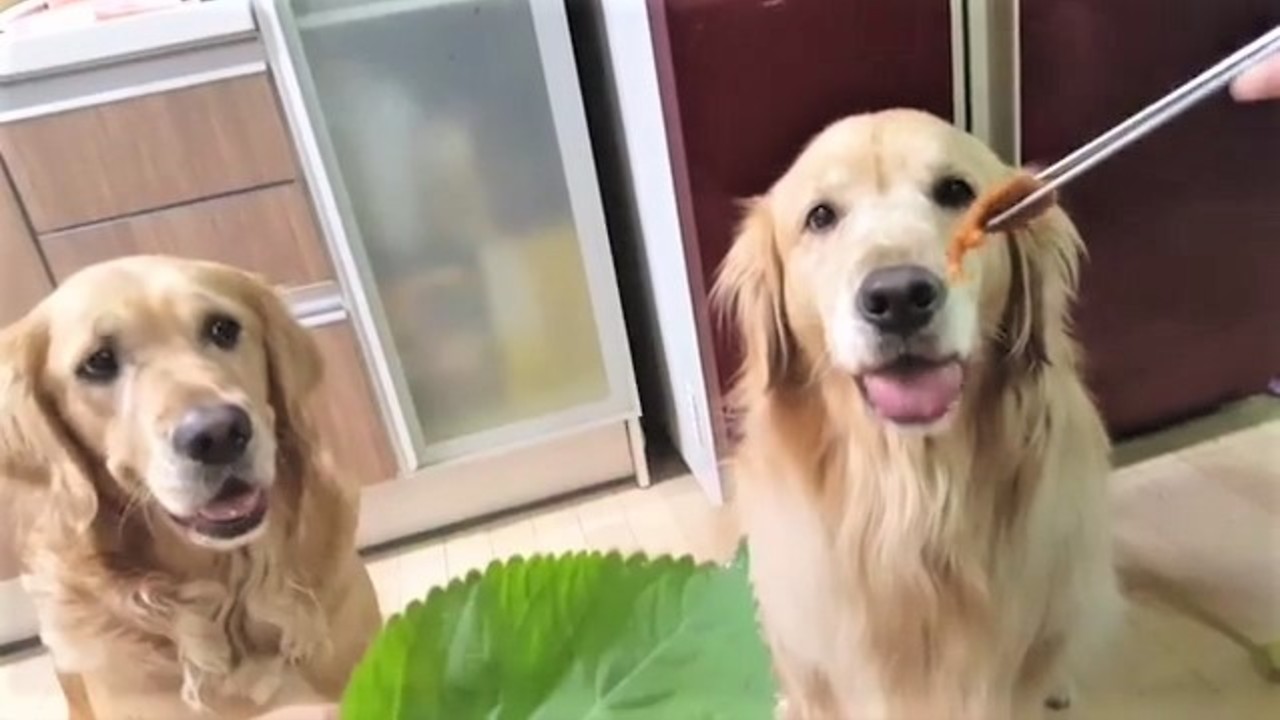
{"left": 648, "top": 0, "right": 1280, "bottom": 444}
{"left": 1019, "top": 0, "right": 1280, "bottom": 436}
{"left": 647, "top": 0, "right": 956, "bottom": 449}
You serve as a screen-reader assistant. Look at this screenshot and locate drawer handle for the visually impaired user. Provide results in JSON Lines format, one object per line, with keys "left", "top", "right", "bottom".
{"left": 286, "top": 284, "right": 347, "bottom": 328}
{"left": 297, "top": 307, "right": 347, "bottom": 329}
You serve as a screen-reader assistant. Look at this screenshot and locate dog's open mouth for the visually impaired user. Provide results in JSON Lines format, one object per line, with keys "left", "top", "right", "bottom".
{"left": 171, "top": 477, "right": 268, "bottom": 540}
{"left": 858, "top": 356, "right": 964, "bottom": 425}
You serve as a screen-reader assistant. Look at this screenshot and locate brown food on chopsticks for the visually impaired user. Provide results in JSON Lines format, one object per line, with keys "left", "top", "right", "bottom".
{"left": 947, "top": 173, "right": 1057, "bottom": 281}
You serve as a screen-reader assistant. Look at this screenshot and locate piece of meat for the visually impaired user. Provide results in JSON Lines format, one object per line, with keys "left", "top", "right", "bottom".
{"left": 947, "top": 173, "right": 1057, "bottom": 280}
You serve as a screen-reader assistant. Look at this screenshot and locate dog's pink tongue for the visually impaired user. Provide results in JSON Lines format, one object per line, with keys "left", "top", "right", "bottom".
{"left": 197, "top": 488, "right": 262, "bottom": 522}
{"left": 863, "top": 362, "right": 963, "bottom": 423}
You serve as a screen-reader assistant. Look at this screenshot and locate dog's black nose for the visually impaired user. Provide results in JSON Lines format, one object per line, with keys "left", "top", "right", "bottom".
{"left": 856, "top": 265, "right": 946, "bottom": 335}
{"left": 173, "top": 404, "right": 252, "bottom": 466}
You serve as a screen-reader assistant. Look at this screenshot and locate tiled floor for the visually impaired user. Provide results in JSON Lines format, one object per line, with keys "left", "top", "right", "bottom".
{"left": 2, "top": 419, "right": 1278, "bottom": 718}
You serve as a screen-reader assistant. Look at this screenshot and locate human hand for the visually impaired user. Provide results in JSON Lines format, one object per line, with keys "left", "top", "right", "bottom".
{"left": 1231, "top": 52, "right": 1280, "bottom": 101}
{"left": 251, "top": 704, "right": 339, "bottom": 720}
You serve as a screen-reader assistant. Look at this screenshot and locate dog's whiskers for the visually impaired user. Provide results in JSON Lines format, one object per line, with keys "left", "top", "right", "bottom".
{"left": 806, "top": 349, "right": 835, "bottom": 386}
{"left": 116, "top": 487, "right": 154, "bottom": 536}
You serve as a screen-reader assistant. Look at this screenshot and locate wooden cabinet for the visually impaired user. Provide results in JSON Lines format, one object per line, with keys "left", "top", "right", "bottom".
{"left": 0, "top": 318, "right": 395, "bottom": 585}
{"left": 309, "top": 321, "right": 399, "bottom": 486}
{"left": 0, "top": 509, "right": 20, "bottom": 583}
{"left": 0, "top": 167, "right": 53, "bottom": 328}
{"left": 0, "top": 149, "right": 52, "bottom": 584}
{"left": 0, "top": 72, "right": 400, "bottom": 586}
{"left": 1018, "top": 0, "right": 1280, "bottom": 435}
{"left": 39, "top": 184, "right": 335, "bottom": 289}
{"left": 0, "top": 74, "right": 297, "bottom": 232}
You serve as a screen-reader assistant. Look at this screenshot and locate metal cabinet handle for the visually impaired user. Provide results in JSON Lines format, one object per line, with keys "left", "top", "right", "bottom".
{"left": 285, "top": 282, "right": 347, "bottom": 328}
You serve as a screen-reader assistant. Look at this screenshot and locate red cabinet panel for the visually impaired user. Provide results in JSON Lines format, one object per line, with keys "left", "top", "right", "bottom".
{"left": 649, "top": 0, "right": 957, "bottom": 421}
{"left": 1020, "top": 0, "right": 1280, "bottom": 435}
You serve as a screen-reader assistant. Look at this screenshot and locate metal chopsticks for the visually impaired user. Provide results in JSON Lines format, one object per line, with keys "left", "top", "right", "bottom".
{"left": 984, "top": 23, "right": 1280, "bottom": 230}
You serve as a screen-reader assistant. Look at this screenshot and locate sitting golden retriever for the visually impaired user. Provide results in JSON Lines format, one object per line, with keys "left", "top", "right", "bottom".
{"left": 713, "top": 110, "right": 1122, "bottom": 719}
{"left": 0, "top": 256, "right": 380, "bottom": 719}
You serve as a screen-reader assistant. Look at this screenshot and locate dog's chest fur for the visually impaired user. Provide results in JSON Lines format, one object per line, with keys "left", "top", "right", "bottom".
{"left": 735, "top": 376, "right": 1113, "bottom": 719}
{"left": 26, "top": 535, "right": 330, "bottom": 711}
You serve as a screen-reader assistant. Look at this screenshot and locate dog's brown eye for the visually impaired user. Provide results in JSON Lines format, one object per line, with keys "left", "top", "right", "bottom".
{"left": 76, "top": 346, "right": 119, "bottom": 384}
{"left": 931, "top": 175, "right": 977, "bottom": 210}
{"left": 805, "top": 203, "right": 839, "bottom": 232}
{"left": 204, "top": 314, "right": 242, "bottom": 350}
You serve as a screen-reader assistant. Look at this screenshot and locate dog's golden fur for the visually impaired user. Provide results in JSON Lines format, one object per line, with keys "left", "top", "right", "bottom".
{"left": 0, "top": 256, "right": 380, "bottom": 719}
{"left": 713, "top": 110, "right": 1121, "bottom": 719}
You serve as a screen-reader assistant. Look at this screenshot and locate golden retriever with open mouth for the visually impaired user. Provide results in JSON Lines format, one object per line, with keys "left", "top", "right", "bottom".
{"left": 713, "top": 110, "right": 1122, "bottom": 719}
{"left": 0, "top": 256, "right": 380, "bottom": 719}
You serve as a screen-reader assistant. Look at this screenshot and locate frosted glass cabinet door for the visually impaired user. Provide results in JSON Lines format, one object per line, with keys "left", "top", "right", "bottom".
{"left": 281, "top": 0, "right": 635, "bottom": 463}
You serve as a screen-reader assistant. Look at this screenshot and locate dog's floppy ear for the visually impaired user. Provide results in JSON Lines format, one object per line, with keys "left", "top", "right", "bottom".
{"left": 711, "top": 198, "right": 801, "bottom": 393}
{"left": 999, "top": 207, "right": 1084, "bottom": 373}
{"left": 242, "top": 278, "right": 323, "bottom": 475}
{"left": 0, "top": 315, "right": 99, "bottom": 542}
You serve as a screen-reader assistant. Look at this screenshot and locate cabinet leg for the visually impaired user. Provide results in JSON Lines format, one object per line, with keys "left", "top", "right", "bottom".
{"left": 57, "top": 672, "right": 96, "bottom": 720}
{"left": 625, "top": 418, "right": 652, "bottom": 489}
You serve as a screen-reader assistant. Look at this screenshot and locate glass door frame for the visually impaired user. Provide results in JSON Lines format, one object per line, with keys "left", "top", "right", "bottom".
{"left": 255, "top": 0, "right": 640, "bottom": 471}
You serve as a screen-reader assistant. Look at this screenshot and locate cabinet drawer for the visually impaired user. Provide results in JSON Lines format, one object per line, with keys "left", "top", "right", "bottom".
{"left": 0, "top": 74, "right": 297, "bottom": 232}
{"left": 0, "top": 168, "right": 52, "bottom": 328}
{"left": 39, "top": 184, "right": 334, "bottom": 289}
{"left": 306, "top": 319, "right": 398, "bottom": 486}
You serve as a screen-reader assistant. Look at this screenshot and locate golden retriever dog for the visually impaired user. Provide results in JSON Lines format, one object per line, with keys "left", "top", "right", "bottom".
{"left": 0, "top": 256, "right": 381, "bottom": 719}
{"left": 712, "top": 110, "right": 1122, "bottom": 720}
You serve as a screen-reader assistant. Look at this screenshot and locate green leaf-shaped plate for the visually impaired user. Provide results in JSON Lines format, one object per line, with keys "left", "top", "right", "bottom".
{"left": 341, "top": 550, "right": 774, "bottom": 720}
